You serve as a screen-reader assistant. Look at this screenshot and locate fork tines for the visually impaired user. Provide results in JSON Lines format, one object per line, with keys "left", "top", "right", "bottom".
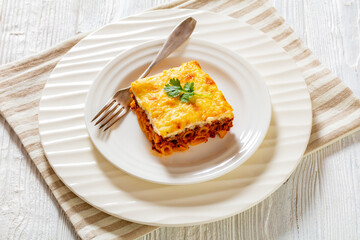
{"left": 91, "top": 100, "right": 126, "bottom": 131}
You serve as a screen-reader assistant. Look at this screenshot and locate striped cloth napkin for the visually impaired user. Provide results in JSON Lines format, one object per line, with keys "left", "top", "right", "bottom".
{"left": 1, "top": 0, "right": 360, "bottom": 239}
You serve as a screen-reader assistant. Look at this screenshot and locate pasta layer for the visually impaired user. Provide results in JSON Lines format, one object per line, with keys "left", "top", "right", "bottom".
{"left": 130, "top": 97, "right": 233, "bottom": 155}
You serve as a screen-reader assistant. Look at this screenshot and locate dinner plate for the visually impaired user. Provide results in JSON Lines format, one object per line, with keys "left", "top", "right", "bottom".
{"left": 39, "top": 9, "right": 312, "bottom": 226}
{"left": 84, "top": 38, "right": 272, "bottom": 185}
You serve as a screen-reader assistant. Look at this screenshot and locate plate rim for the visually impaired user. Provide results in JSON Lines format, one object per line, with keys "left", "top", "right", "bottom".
{"left": 83, "top": 37, "right": 272, "bottom": 185}
{"left": 38, "top": 8, "right": 313, "bottom": 226}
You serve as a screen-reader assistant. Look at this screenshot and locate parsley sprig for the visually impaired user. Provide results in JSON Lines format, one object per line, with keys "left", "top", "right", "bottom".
{"left": 164, "top": 78, "right": 208, "bottom": 103}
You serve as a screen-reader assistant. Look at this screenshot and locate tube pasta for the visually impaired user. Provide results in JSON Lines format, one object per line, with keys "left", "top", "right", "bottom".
{"left": 161, "top": 146, "right": 173, "bottom": 155}
{"left": 182, "top": 130, "right": 194, "bottom": 141}
{"left": 198, "top": 126, "right": 209, "bottom": 136}
{"left": 217, "top": 130, "right": 228, "bottom": 138}
{"left": 191, "top": 136, "right": 208, "bottom": 146}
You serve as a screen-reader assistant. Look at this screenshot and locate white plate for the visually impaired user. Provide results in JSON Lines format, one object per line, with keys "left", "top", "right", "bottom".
{"left": 84, "top": 38, "right": 272, "bottom": 185}
{"left": 39, "top": 9, "right": 312, "bottom": 226}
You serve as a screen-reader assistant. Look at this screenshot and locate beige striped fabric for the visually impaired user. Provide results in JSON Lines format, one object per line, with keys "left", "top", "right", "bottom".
{"left": 0, "top": 0, "right": 359, "bottom": 239}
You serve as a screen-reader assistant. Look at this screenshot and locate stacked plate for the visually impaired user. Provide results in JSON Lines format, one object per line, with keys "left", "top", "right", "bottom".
{"left": 39, "top": 9, "right": 312, "bottom": 226}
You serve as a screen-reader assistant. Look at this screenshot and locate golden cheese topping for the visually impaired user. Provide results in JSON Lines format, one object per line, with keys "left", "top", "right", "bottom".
{"left": 130, "top": 61, "right": 234, "bottom": 138}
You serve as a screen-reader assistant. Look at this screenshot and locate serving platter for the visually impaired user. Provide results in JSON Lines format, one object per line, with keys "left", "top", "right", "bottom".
{"left": 39, "top": 9, "right": 312, "bottom": 226}
{"left": 84, "top": 38, "right": 272, "bottom": 185}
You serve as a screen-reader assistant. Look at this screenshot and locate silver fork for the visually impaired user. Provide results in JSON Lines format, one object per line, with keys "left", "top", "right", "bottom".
{"left": 91, "top": 17, "right": 197, "bottom": 131}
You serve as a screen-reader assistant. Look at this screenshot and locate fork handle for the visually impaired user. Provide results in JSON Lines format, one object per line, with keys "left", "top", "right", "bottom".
{"left": 139, "top": 17, "right": 197, "bottom": 79}
{"left": 122, "top": 17, "right": 197, "bottom": 91}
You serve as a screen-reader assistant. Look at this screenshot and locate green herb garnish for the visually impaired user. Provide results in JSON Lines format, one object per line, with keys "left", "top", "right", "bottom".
{"left": 164, "top": 78, "right": 209, "bottom": 103}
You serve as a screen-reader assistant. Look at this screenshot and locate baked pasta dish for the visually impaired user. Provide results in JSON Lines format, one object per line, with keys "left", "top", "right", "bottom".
{"left": 130, "top": 61, "right": 234, "bottom": 155}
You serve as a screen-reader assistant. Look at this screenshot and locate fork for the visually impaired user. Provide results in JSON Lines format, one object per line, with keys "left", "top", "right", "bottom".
{"left": 91, "top": 17, "right": 197, "bottom": 131}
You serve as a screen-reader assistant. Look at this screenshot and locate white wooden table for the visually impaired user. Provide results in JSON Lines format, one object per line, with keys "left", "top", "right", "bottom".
{"left": 1, "top": 0, "right": 359, "bottom": 239}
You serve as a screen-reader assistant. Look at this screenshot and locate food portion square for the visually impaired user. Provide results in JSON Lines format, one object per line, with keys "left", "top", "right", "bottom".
{"left": 130, "top": 61, "right": 234, "bottom": 155}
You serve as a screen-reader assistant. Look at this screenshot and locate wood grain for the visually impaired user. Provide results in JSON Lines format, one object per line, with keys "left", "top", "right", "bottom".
{"left": 0, "top": 0, "right": 359, "bottom": 239}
